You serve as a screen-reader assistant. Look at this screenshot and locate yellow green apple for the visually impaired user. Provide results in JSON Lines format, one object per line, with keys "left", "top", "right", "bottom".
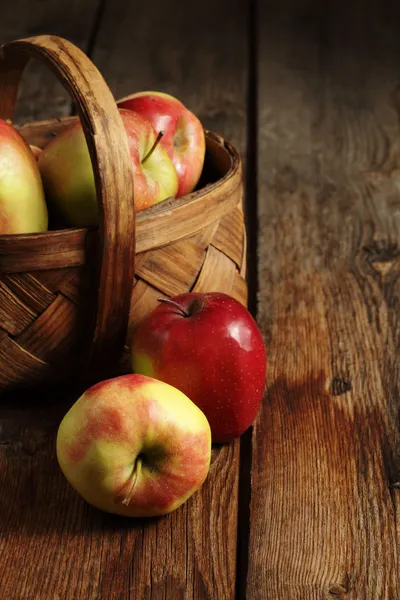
{"left": 38, "top": 108, "right": 179, "bottom": 228}
{"left": 56, "top": 373, "right": 212, "bottom": 517}
{"left": 0, "top": 119, "right": 48, "bottom": 234}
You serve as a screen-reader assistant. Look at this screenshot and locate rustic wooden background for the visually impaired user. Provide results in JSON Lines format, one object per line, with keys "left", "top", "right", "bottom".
{"left": 0, "top": 0, "right": 399, "bottom": 598}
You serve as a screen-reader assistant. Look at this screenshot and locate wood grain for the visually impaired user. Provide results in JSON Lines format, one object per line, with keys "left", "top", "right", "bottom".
{"left": 0, "top": 0, "right": 100, "bottom": 122}
{"left": 193, "top": 246, "right": 236, "bottom": 295}
{"left": 135, "top": 239, "right": 206, "bottom": 297}
{"left": 247, "top": 1, "right": 400, "bottom": 598}
{"left": 3, "top": 273, "right": 56, "bottom": 313}
{"left": 0, "top": 229, "right": 89, "bottom": 272}
{"left": 212, "top": 207, "right": 245, "bottom": 269}
{"left": 0, "top": 408, "right": 239, "bottom": 600}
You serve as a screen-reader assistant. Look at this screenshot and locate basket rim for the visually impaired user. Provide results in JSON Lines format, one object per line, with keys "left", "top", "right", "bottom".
{"left": 0, "top": 127, "right": 242, "bottom": 248}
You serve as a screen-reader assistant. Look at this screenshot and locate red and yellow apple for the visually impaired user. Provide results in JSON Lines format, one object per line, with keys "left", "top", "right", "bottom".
{"left": 0, "top": 119, "right": 48, "bottom": 234}
{"left": 38, "top": 108, "right": 179, "bottom": 228}
{"left": 117, "top": 91, "right": 206, "bottom": 198}
{"left": 131, "top": 292, "right": 267, "bottom": 443}
{"left": 56, "top": 373, "right": 212, "bottom": 517}
{"left": 29, "top": 144, "right": 42, "bottom": 161}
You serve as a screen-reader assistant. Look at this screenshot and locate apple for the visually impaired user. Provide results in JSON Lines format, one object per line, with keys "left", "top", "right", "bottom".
{"left": 29, "top": 144, "right": 42, "bottom": 160}
{"left": 56, "top": 373, "right": 212, "bottom": 517}
{"left": 131, "top": 292, "right": 267, "bottom": 443}
{"left": 38, "top": 108, "right": 179, "bottom": 228}
{"left": 117, "top": 91, "right": 206, "bottom": 198}
{"left": 0, "top": 119, "right": 48, "bottom": 234}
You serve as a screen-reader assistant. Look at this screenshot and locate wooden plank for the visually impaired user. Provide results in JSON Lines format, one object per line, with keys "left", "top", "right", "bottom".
{"left": 247, "top": 1, "right": 400, "bottom": 598}
{"left": 0, "top": 410, "right": 239, "bottom": 600}
{"left": 0, "top": 0, "right": 101, "bottom": 123}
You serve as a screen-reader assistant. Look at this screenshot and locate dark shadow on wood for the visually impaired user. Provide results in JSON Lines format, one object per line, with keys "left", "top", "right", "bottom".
{"left": 235, "top": 0, "right": 259, "bottom": 597}
{"left": 69, "top": 0, "right": 106, "bottom": 116}
{"left": 246, "top": 0, "right": 400, "bottom": 596}
{"left": 85, "top": 0, "right": 107, "bottom": 60}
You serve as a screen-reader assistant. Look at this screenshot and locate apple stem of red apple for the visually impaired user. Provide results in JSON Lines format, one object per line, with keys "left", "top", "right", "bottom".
{"left": 141, "top": 131, "right": 164, "bottom": 165}
{"left": 157, "top": 297, "right": 190, "bottom": 317}
{"left": 121, "top": 457, "right": 143, "bottom": 506}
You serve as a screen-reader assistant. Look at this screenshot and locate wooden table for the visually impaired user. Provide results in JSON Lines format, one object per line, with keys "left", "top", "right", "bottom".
{"left": 1, "top": 0, "right": 399, "bottom": 598}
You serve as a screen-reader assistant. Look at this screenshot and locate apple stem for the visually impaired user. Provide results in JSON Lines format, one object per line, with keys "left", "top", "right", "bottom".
{"left": 157, "top": 297, "right": 190, "bottom": 317}
{"left": 141, "top": 131, "right": 164, "bottom": 165}
{"left": 121, "top": 457, "right": 142, "bottom": 506}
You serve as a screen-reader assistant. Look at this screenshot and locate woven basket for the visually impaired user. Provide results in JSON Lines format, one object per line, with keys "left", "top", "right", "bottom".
{"left": 0, "top": 35, "right": 247, "bottom": 394}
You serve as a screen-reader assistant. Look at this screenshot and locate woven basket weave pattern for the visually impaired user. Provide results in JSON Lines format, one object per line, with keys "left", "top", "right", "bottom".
{"left": 0, "top": 35, "right": 247, "bottom": 393}
{"left": 0, "top": 207, "right": 247, "bottom": 390}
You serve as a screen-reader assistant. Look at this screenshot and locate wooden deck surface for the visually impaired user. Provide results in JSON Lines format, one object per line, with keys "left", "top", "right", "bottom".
{"left": 0, "top": 0, "right": 399, "bottom": 598}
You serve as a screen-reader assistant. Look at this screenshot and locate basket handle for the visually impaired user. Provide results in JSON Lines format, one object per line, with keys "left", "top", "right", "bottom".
{"left": 0, "top": 35, "right": 136, "bottom": 375}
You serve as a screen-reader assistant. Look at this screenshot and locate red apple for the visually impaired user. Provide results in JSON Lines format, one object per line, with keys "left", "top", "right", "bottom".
{"left": 0, "top": 119, "right": 48, "bottom": 234}
{"left": 117, "top": 91, "right": 206, "bottom": 198}
{"left": 38, "top": 108, "right": 179, "bottom": 227}
{"left": 131, "top": 292, "right": 267, "bottom": 443}
{"left": 56, "top": 373, "right": 212, "bottom": 517}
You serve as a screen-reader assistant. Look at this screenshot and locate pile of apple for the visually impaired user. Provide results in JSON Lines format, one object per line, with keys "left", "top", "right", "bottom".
{"left": 56, "top": 292, "right": 267, "bottom": 518}
{"left": 0, "top": 90, "right": 267, "bottom": 519}
{"left": 0, "top": 91, "right": 206, "bottom": 234}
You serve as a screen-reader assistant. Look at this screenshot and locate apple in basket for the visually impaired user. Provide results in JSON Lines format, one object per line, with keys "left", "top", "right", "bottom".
{"left": 0, "top": 118, "right": 48, "bottom": 234}
{"left": 117, "top": 91, "right": 206, "bottom": 198}
{"left": 56, "top": 374, "right": 212, "bottom": 517}
{"left": 130, "top": 292, "right": 267, "bottom": 443}
{"left": 29, "top": 144, "right": 42, "bottom": 161}
{"left": 38, "top": 108, "right": 179, "bottom": 228}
